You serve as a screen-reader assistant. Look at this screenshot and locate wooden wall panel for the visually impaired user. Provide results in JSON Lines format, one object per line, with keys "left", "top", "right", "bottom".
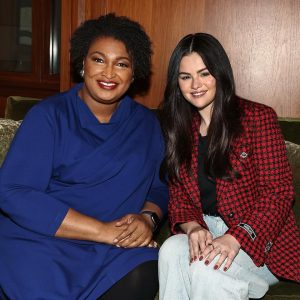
{"left": 149, "top": 0, "right": 205, "bottom": 108}
{"left": 202, "top": 0, "right": 300, "bottom": 117}
{"left": 59, "top": 0, "right": 300, "bottom": 117}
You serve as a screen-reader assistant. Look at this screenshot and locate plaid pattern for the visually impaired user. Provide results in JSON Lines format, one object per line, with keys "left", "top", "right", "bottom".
{"left": 168, "top": 98, "right": 300, "bottom": 283}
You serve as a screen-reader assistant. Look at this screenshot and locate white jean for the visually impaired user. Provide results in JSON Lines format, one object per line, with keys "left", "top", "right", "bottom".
{"left": 158, "top": 216, "right": 278, "bottom": 300}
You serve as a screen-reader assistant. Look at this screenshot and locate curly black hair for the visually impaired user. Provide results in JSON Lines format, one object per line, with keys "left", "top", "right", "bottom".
{"left": 70, "top": 13, "right": 152, "bottom": 81}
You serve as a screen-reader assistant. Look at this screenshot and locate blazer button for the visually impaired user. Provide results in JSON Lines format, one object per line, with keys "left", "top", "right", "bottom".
{"left": 228, "top": 212, "right": 234, "bottom": 218}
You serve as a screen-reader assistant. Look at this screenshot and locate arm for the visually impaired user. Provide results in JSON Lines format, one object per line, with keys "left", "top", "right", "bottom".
{"left": 55, "top": 208, "right": 127, "bottom": 244}
{"left": 168, "top": 179, "right": 206, "bottom": 234}
{"left": 113, "top": 120, "right": 169, "bottom": 247}
{"left": 226, "top": 106, "right": 294, "bottom": 265}
{"left": 0, "top": 106, "right": 69, "bottom": 236}
{"left": 0, "top": 106, "right": 127, "bottom": 244}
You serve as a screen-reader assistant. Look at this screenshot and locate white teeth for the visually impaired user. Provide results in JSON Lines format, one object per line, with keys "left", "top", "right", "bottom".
{"left": 100, "top": 81, "right": 116, "bottom": 86}
{"left": 192, "top": 91, "right": 206, "bottom": 96}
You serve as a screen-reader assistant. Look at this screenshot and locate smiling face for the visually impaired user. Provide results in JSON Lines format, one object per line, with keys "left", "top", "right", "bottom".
{"left": 178, "top": 52, "right": 216, "bottom": 116}
{"left": 80, "top": 36, "right": 133, "bottom": 108}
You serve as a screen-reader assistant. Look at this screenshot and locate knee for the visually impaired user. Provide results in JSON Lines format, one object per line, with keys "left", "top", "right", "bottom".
{"left": 159, "top": 234, "right": 188, "bottom": 263}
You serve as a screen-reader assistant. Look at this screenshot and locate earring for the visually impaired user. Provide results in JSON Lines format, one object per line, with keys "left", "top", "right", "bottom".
{"left": 131, "top": 77, "right": 134, "bottom": 83}
{"left": 79, "top": 69, "right": 84, "bottom": 78}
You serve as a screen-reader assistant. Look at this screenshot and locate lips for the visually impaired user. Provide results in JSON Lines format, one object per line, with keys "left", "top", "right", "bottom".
{"left": 97, "top": 80, "right": 118, "bottom": 90}
{"left": 191, "top": 90, "right": 207, "bottom": 97}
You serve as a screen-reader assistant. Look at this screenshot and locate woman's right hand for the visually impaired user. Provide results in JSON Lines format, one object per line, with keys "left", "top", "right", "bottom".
{"left": 180, "top": 221, "right": 213, "bottom": 263}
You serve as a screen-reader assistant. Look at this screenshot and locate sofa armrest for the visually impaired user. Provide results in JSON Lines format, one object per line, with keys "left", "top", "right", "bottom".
{"left": 5, "top": 96, "right": 41, "bottom": 121}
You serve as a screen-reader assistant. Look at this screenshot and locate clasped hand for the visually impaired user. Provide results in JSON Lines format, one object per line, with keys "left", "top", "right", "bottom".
{"left": 108, "top": 214, "right": 155, "bottom": 248}
{"left": 188, "top": 226, "right": 240, "bottom": 271}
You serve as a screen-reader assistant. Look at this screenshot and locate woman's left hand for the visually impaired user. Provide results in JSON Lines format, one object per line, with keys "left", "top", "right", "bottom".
{"left": 113, "top": 214, "right": 154, "bottom": 248}
{"left": 201, "top": 234, "right": 241, "bottom": 271}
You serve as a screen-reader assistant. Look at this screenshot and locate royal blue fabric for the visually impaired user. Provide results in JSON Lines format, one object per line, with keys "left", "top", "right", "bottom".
{"left": 0, "top": 84, "right": 168, "bottom": 299}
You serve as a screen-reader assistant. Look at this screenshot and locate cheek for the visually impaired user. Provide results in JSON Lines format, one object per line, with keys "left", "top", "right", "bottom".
{"left": 85, "top": 64, "right": 100, "bottom": 77}
{"left": 206, "top": 77, "right": 216, "bottom": 89}
{"left": 178, "top": 80, "right": 187, "bottom": 94}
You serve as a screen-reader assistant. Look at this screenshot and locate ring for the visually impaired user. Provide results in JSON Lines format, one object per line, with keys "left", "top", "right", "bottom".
{"left": 207, "top": 242, "right": 214, "bottom": 249}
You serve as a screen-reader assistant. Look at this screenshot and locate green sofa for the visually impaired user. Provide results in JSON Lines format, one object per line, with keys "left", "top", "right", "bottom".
{"left": 0, "top": 96, "right": 299, "bottom": 299}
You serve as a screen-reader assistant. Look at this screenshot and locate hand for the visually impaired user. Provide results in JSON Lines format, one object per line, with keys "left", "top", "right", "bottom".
{"left": 113, "top": 214, "right": 153, "bottom": 248}
{"left": 185, "top": 222, "right": 213, "bottom": 263}
{"left": 97, "top": 220, "right": 129, "bottom": 245}
{"left": 201, "top": 234, "right": 241, "bottom": 271}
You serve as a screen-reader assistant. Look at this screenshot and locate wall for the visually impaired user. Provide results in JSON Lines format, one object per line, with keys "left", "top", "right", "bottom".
{"left": 60, "top": 0, "right": 300, "bottom": 117}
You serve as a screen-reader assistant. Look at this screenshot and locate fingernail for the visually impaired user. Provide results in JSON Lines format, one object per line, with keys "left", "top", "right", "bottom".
{"left": 194, "top": 256, "right": 197, "bottom": 261}
{"left": 205, "top": 260, "right": 209, "bottom": 265}
{"left": 214, "top": 265, "right": 218, "bottom": 270}
{"left": 190, "top": 258, "right": 193, "bottom": 263}
{"left": 224, "top": 267, "right": 228, "bottom": 272}
{"left": 113, "top": 239, "right": 118, "bottom": 243}
{"left": 199, "top": 256, "right": 203, "bottom": 261}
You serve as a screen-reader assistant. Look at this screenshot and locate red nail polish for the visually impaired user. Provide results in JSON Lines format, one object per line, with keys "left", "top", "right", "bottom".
{"left": 224, "top": 267, "right": 228, "bottom": 272}
{"left": 214, "top": 265, "right": 218, "bottom": 270}
{"left": 199, "top": 256, "right": 203, "bottom": 261}
{"left": 205, "top": 260, "right": 209, "bottom": 265}
{"left": 194, "top": 256, "right": 197, "bottom": 261}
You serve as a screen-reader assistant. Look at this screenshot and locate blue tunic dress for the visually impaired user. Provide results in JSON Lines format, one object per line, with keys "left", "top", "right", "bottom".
{"left": 0, "top": 84, "right": 168, "bottom": 299}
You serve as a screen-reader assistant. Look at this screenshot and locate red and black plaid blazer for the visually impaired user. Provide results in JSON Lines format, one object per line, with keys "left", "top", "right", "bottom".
{"left": 168, "top": 98, "right": 300, "bottom": 283}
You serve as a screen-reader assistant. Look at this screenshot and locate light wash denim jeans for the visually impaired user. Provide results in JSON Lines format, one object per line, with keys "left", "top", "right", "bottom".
{"left": 158, "top": 215, "right": 278, "bottom": 300}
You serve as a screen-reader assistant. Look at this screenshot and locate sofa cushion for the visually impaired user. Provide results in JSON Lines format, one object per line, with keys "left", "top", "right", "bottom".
{"left": 279, "top": 118, "right": 300, "bottom": 145}
{"left": 0, "top": 118, "right": 21, "bottom": 166}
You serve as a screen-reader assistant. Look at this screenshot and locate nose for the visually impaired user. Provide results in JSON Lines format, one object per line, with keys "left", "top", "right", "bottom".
{"left": 102, "top": 64, "right": 115, "bottom": 79}
{"left": 191, "top": 77, "right": 202, "bottom": 89}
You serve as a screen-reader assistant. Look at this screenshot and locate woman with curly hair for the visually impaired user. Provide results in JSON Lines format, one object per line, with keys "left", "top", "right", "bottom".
{"left": 0, "top": 14, "right": 168, "bottom": 299}
{"left": 158, "top": 33, "right": 300, "bottom": 299}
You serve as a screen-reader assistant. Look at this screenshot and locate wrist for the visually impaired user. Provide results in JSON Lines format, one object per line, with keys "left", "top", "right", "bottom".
{"left": 140, "top": 211, "right": 160, "bottom": 232}
{"left": 95, "top": 221, "right": 108, "bottom": 243}
{"left": 182, "top": 221, "right": 203, "bottom": 235}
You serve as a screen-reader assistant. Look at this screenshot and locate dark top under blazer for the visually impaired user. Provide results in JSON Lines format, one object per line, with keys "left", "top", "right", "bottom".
{"left": 168, "top": 98, "right": 300, "bottom": 283}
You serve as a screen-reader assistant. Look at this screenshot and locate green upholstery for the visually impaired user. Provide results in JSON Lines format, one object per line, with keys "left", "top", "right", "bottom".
{"left": 0, "top": 98, "right": 299, "bottom": 298}
{"left": 5, "top": 96, "right": 40, "bottom": 121}
{"left": 278, "top": 118, "right": 300, "bottom": 145}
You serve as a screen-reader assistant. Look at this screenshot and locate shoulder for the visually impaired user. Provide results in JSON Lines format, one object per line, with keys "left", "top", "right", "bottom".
{"left": 25, "top": 84, "right": 80, "bottom": 121}
{"left": 238, "top": 97, "right": 278, "bottom": 122}
{"left": 132, "top": 100, "right": 160, "bottom": 126}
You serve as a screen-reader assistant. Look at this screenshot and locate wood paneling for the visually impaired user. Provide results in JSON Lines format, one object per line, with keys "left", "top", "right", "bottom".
{"left": 202, "top": 0, "right": 300, "bottom": 117}
{"left": 59, "top": 0, "right": 300, "bottom": 117}
{"left": 149, "top": 0, "right": 205, "bottom": 108}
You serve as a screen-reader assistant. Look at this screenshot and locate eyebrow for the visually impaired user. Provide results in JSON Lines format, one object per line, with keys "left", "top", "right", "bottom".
{"left": 178, "top": 67, "right": 208, "bottom": 75}
{"left": 89, "top": 51, "right": 131, "bottom": 61}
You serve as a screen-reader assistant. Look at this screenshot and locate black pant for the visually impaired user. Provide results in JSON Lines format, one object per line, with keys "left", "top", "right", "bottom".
{"left": 98, "top": 260, "right": 158, "bottom": 300}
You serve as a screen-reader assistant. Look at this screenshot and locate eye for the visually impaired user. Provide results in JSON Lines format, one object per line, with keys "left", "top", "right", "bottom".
{"left": 179, "top": 74, "right": 191, "bottom": 80}
{"left": 117, "top": 62, "right": 129, "bottom": 68}
{"left": 92, "top": 57, "right": 104, "bottom": 63}
{"left": 199, "top": 71, "right": 211, "bottom": 77}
